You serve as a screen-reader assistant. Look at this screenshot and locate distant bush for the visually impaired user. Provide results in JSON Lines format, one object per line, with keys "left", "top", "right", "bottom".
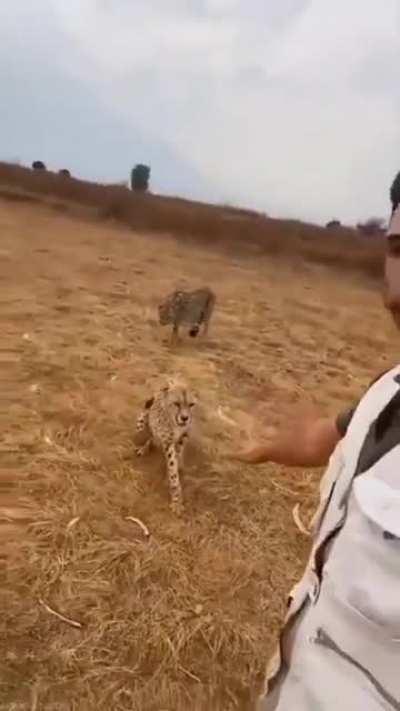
{"left": 390, "top": 171, "right": 400, "bottom": 212}
{"left": 130, "top": 164, "right": 150, "bottom": 192}
{"left": 357, "top": 217, "right": 386, "bottom": 236}
{"left": 326, "top": 220, "right": 341, "bottom": 230}
{"left": 32, "top": 161, "right": 46, "bottom": 171}
{"left": 59, "top": 169, "right": 71, "bottom": 177}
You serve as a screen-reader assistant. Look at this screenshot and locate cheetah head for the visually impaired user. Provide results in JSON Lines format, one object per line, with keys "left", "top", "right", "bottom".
{"left": 162, "top": 379, "right": 197, "bottom": 427}
{"left": 158, "top": 291, "right": 184, "bottom": 326}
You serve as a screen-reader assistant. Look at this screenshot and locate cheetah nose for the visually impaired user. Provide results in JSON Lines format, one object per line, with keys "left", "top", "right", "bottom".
{"left": 180, "top": 414, "right": 189, "bottom": 423}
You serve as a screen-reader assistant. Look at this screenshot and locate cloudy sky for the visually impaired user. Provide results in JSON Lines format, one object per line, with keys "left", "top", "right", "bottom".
{"left": 1, "top": 1, "right": 399, "bottom": 224}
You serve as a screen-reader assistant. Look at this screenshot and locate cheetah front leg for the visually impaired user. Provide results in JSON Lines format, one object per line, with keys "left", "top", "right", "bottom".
{"left": 164, "top": 442, "right": 184, "bottom": 515}
{"left": 136, "top": 408, "right": 149, "bottom": 434}
{"left": 170, "top": 322, "right": 179, "bottom": 345}
{"left": 134, "top": 408, "right": 153, "bottom": 456}
{"left": 175, "top": 433, "right": 188, "bottom": 468}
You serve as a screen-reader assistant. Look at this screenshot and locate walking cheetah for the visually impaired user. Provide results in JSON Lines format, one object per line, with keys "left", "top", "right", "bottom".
{"left": 158, "top": 287, "right": 216, "bottom": 343}
{"left": 134, "top": 378, "right": 197, "bottom": 514}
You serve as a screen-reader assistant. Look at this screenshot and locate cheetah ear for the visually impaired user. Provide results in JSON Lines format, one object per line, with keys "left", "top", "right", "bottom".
{"left": 165, "top": 374, "right": 183, "bottom": 389}
{"left": 144, "top": 397, "right": 155, "bottom": 410}
{"left": 160, "top": 377, "right": 174, "bottom": 392}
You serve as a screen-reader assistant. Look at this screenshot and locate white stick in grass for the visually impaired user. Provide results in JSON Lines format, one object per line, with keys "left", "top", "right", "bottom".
{"left": 125, "top": 516, "right": 150, "bottom": 538}
{"left": 39, "top": 598, "right": 82, "bottom": 628}
{"left": 292, "top": 503, "right": 311, "bottom": 536}
{"left": 66, "top": 516, "right": 80, "bottom": 530}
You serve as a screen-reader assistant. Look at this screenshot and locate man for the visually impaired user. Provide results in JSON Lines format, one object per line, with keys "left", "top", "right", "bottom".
{"left": 390, "top": 171, "right": 400, "bottom": 215}
{"left": 231, "top": 202, "right": 400, "bottom": 710}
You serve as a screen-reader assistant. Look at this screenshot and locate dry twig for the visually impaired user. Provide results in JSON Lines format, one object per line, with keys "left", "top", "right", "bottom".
{"left": 39, "top": 598, "right": 82, "bottom": 629}
{"left": 292, "top": 503, "right": 311, "bottom": 536}
{"left": 66, "top": 516, "right": 81, "bottom": 530}
{"left": 125, "top": 516, "right": 150, "bottom": 538}
{"left": 270, "top": 479, "right": 298, "bottom": 498}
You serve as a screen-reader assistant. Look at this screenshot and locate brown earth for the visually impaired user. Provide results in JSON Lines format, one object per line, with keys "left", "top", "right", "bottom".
{"left": 1, "top": 188, "right": 397, "bottom": 710}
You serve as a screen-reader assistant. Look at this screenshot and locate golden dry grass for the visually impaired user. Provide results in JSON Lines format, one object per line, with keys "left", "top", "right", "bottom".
{"left": 1, "top": 189, "right": 397, "bottom": 710}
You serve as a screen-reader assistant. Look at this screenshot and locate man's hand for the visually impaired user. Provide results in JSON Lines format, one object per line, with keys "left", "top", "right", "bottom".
{"left": 226, "top": 406, "right": 342, "bottom": 468}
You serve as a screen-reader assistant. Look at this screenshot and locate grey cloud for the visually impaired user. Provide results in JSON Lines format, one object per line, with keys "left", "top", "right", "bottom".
{"left": 1, "top": 0, "right": 400, "bottom": 223}
{"left": 0, "top": 2, "right": 213, "bottom": 198}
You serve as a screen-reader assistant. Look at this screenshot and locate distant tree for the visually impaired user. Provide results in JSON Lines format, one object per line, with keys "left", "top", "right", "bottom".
{"left": 130, "top": 164, "right": 150, "bottom": 192}
{"left": 59, "top": 168, "right": 71, "bottom": 177}
{"left": 32, "top": 160, "right": 46, "bottom": 171}
{"left": 326, "top": 219, "right": 341, "bottom": 230}
{"left": 357, "top": 217, "right": 386, "bottom": 236}
{"left": 390, "top": 171, "right": 400, "bottom": 214}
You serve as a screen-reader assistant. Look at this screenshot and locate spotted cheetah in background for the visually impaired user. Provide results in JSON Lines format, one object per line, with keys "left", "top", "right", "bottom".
{"left": 158, "top": 287, "right": 216, "bottom": 343}
{"left": 135, "top": 378, "right": 197, "bottom": 515}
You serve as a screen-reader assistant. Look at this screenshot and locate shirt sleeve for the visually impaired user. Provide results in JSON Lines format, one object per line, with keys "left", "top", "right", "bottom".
{"left": 335, "top": 407, "right": 356, "bottom": 438}
{"left": 335, "top": 369, "right": 389, "bottom": 438}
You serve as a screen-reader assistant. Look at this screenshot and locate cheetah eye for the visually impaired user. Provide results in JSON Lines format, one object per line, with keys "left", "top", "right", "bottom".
{"left": 173, "top": 401, "right": 181, "bottom": 407}
{"left": 189, "top": 402, "right": 195, "bottom": 408}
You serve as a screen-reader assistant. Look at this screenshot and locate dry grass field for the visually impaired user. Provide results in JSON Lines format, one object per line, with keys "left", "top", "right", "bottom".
{"left": 1, "top": 182, "right": 397, "bottom": 710}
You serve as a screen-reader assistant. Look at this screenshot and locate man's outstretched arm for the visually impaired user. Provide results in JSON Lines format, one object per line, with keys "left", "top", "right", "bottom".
{"left": 229, "top": 406, "right": 355, "bottom": 468}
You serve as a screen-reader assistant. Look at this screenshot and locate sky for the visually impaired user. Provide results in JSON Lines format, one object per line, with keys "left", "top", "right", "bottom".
{"left": 1, "top": 1, "right": 399, "bottom": 224}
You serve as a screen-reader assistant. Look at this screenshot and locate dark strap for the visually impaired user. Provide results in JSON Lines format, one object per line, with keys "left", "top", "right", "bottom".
{"left": 354, "top": 385, "right": 400, "bottom": 477}
{"left": 335, "top": 369, "right": 390, "bottom": 438}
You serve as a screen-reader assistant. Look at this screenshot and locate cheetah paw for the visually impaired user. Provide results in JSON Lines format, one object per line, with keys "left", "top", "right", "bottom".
{"left": 170, "top": 500, "right": 184, "bottom": 517}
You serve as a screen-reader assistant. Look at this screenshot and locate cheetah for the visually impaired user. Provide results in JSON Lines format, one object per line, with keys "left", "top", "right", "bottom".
{"left": 134, "top": 378, "right": 197, "bottom": 514}
{"left": 158, "top": 287, "right": 216, "bottom": 344}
